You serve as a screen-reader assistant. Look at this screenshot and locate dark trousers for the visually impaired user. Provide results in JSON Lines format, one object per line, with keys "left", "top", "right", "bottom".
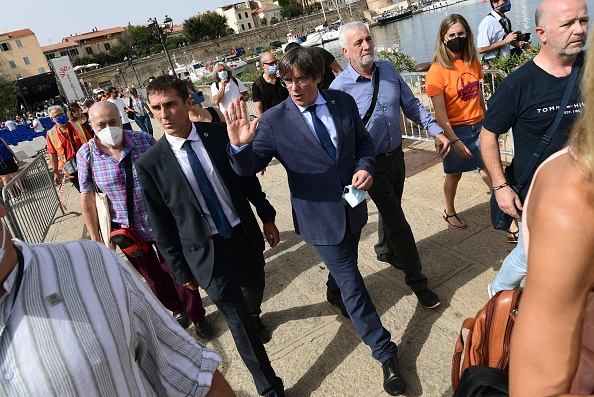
{"left": 125, "top": 243, "right": 206, "bottom": 323}
{"left": 368, "top": 146, "right": 428, "bottom": 293}
{"left": 322, "top": 227, "right": 398, "bottom": 363}
{"left": 69, "top": 172, "right": 80, "bottom": 192}
{"left": 122, "top": 122, "right": 133, "bottom": 131}
{"left": 134, "top": 114, "right": 153, "bottom": 135}
{"left": 206, "top": 225, "right": 283, "bottom": 397}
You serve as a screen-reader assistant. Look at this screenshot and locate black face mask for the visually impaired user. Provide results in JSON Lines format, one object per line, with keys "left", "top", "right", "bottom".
{"left": 446, "top": 37, "right": 468, "bottom": 54}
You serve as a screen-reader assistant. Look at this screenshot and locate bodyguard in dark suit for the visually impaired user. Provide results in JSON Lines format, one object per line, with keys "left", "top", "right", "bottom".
{"left": 226, "top": 47, "right": 406, "bottom": 396}
{"left": 135, "top": 76, "right": 285, "bottom": 397}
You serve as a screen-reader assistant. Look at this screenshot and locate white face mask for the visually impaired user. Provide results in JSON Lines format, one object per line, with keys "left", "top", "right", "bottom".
{"left": 96, "top": 126, "right": 123, "bottom": 147}
{"left": 0, "top": 220, "right": 8, "bottom": 264}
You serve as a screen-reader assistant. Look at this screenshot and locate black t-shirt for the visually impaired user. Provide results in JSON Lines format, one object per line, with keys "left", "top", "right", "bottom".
{"left": 252, "top": 75, "right": 289, "bottom": 112}
{"left": 483, "top": 52, "right": 584, "bottom": 200}
{"left": 312, "top": 47, "right": 337, "bottom": 89}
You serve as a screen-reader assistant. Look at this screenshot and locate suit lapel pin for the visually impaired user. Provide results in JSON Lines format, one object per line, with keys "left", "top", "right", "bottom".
{"left": 204, "top": 133, "right": 209, "bottom": 137}
{"left": 331, "top": 100, "right": 336, "bottom": 105}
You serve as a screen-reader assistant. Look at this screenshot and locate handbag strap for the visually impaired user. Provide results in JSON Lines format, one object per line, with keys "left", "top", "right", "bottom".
{"left": 124, "top": 153, "right": 134, "bottom": 226}
{"left": 88, "top": 145, "right": 102, "bottom": 195}
{"left": 362, "top": 66, "right": 380, "bottom": 126}
{"left": 68, "top": 125, "right": 78, "bottom": 153}
{"left": 514, "top": 61, "right": 579, "bottom": 192}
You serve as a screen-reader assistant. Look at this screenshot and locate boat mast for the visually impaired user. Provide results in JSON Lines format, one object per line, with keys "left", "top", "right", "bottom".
{"left": 334, "top": 0, "right": 343, "bottom": 23}
{"left": 321, "top": 0, "right": 327, "bottom": 24}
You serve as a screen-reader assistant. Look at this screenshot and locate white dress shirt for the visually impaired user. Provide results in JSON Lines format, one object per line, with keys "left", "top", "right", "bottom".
{"left": 165, "top": 123, "right": 240, "bottom": 234}
{"left": 294, "top": 92, "right": 338, "bottom": 149}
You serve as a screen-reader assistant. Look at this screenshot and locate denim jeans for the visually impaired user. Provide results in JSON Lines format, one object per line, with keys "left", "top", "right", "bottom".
{"left": 491, "top": 220, "right": 526, "bottom": 292}
{"left": 134, "top": 114, "right": 153, "bottom": 135}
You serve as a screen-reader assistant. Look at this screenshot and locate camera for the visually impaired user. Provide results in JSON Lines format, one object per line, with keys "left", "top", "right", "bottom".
{"left": 515, "top": 31, "right": 531, "bottom": 42}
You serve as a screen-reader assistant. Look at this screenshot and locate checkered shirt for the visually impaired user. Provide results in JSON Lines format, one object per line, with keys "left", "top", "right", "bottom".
{"left": 77, "top": 131, "right": 156, "bottom": 243}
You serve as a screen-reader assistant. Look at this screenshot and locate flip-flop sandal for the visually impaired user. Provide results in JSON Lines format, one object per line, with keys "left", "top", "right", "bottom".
{"left": 507, "top": 229, "right": 519, "bottom": 243}
{"left": 442, "top": 209, "right": 468, "bottom": 229}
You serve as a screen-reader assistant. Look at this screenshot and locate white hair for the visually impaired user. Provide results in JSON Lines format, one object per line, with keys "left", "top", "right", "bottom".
{"left": 212, "top": 62, "right": 230, "bottom": 79}
{"left": 47, "top": 105, "right": 63, "bottom": 116}
{"left": 339, "top": 21, "right": 370, "bottom": 49}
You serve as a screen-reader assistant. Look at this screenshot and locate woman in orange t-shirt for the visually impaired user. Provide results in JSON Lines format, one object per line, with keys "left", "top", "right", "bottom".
{"left": 427, "top": 14, "right": 501, "bottom": 234}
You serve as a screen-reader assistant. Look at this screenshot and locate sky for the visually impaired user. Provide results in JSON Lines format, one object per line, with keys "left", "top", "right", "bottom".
{"left": 2, "top": 1, "right": 236, "bottom": 46}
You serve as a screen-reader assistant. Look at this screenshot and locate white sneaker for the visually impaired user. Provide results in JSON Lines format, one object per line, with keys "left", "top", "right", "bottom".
{"left": 487, "top": 283, "right": 496, "bottom": 299}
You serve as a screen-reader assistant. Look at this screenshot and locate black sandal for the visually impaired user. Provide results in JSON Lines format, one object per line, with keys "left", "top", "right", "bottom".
{"left": 442, "top": 209, "right": 468, "bottom": 229}
{"left": 507, "top": 229, "right": 519, "bottom": 243}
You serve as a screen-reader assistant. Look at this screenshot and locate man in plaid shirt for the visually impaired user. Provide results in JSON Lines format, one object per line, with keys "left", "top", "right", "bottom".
{"left": 77, "top": 101, "right": 213, "bottom": 338}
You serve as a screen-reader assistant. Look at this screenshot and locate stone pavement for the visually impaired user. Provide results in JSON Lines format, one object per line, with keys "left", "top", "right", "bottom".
{"left": 45, "top": 121, "right": 514, "bottom": 397}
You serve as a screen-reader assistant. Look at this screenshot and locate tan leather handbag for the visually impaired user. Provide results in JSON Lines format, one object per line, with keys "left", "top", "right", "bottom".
{"left": 452, "top": 289, "right": 522, "bottom": 392}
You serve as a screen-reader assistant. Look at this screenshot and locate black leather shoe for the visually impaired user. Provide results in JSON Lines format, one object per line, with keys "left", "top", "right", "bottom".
{"left": 174, "top": 311, "right": 190, "bottom": 329}
{"left": 376, "top": 255, "right": 403, "bottom": 271}
{"left": 414, "top": 289, "right": 441, "bottom": 309}
{"left": 326, "top": 291, "right": 350, "bottom": 319}
{"left": 195, "top": 319, "right": 213, "bottom": 338}
{"left": 382, "top": 356, "right": 406, "bottom": 396}
{"left": 253, "top": 316, "right": 271, "bottom": 344}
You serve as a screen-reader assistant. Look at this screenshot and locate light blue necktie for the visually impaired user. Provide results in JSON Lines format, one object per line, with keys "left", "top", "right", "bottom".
{"left": 307, "top": 104, "right": 336, "bottom": 162}
{"left": 182, "top": 140, "right": 233, "bottom": 238}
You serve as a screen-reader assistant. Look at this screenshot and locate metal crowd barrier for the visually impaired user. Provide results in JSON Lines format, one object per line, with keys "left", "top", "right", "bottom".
{"left": 399, "top": 68, "right": 514, "bottom": 157}
{"left": 1, "top": 155, "right": 71, "bottom": 243}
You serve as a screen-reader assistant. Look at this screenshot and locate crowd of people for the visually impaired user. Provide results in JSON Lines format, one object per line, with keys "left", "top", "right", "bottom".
{"left": 0, "top": 0, "right": 591, "bottom": 395}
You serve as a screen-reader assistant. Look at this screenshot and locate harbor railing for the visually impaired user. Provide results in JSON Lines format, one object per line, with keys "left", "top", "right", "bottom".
{"left": 1, "top": 155, "right": 73, "bottom": 243}
{"left": 198, "top": 69, "right": 513, "bottom": 157}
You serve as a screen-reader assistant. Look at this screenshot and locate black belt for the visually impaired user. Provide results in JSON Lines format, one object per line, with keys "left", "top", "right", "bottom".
{"left": 377, "top": 144, "right": 402, "bottom": 157}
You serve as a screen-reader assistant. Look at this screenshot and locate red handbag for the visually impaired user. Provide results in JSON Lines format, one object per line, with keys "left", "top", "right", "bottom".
{"left": 110, "top": 227, "right": 149, "bottom": 257}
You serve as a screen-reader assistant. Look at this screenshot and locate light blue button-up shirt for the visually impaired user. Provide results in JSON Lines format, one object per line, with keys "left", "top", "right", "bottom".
{"left": 330, "top": 60, "right": 443, "bottom": 155}
{"left": 294, "top": 93, "right": 338, "bottom": 150}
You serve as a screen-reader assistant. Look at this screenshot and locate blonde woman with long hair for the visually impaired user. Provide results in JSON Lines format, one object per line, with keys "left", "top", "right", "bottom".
{"left": 426, "top": 14, "right": 499, "bottom": 233}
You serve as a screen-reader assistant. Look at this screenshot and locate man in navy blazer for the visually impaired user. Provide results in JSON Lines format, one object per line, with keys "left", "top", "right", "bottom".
{"left": 135, "top": 76, "right": 285, "bottom": 397}
{"left": 227, "top": 47, "right": 406, "bottom": 396}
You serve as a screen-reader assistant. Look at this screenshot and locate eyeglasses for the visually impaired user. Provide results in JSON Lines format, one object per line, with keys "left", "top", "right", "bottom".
{"left": 50, "top": 113, "right": 64, "bottom": 119}
{"left": 262, "top": 60, "right": 278, "bottom": 66}
{"left": 280, "top": 77, "right": 309, "bottom": 88}
{"left": 446, "top": 31, "right": 467, "bottom": 40}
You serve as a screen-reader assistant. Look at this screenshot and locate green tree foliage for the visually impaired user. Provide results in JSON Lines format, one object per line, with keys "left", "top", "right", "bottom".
{"left": 260, "top": 17, "right": 268, "bottom": 26}
{"left": 184, "top": 12, "right": 229, "bottom": 42}
{"left": 201, "top": 12, "right": 229, "bottom": 37}
{"left": 125, "top": 25, "right": 159, "bottom": 57}
{"left": 279, "top": 0, "right": 303, "bottom": 19}
{"left": 0, "top": 65, "right": 18, "bottom": 120}
{"left": 183, "top": 15, "right": 204, "bottom": 43}
{"left": 270, "top": 16, "right": 279, "bottom": 24}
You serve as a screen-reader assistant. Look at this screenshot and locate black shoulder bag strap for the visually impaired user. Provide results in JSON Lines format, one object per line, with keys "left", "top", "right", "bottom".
{"left": 68, "top": 127, "right": 78, "bottom": 153}
{"left": 362, "top": 67, "right": 380, "bottom": 126}
{"left": 124, "top": 153, "right": 135, "bottom": 227}
{"left": 205, "top": 107, "right": 220, "bottom": 122}
{"left": 514, "top": 62, "right": 579, "bottom": 193}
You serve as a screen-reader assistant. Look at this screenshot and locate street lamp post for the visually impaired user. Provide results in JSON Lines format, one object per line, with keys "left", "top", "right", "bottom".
{"left": 147, "top": 15, "right": 176, "bottom": 75}
{"left": 124, "top": 55, "right": 141, "bottom": 86}
{"left": 116, "top": 67, "right": 128, "bottom": 87}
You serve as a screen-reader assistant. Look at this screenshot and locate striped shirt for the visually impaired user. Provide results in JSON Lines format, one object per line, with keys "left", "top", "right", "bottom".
{"left": 77, "top": 131, "right": 156, "bottom": 242}
{"left": 0, "top": 240, "right": 221, "bottom": 396}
